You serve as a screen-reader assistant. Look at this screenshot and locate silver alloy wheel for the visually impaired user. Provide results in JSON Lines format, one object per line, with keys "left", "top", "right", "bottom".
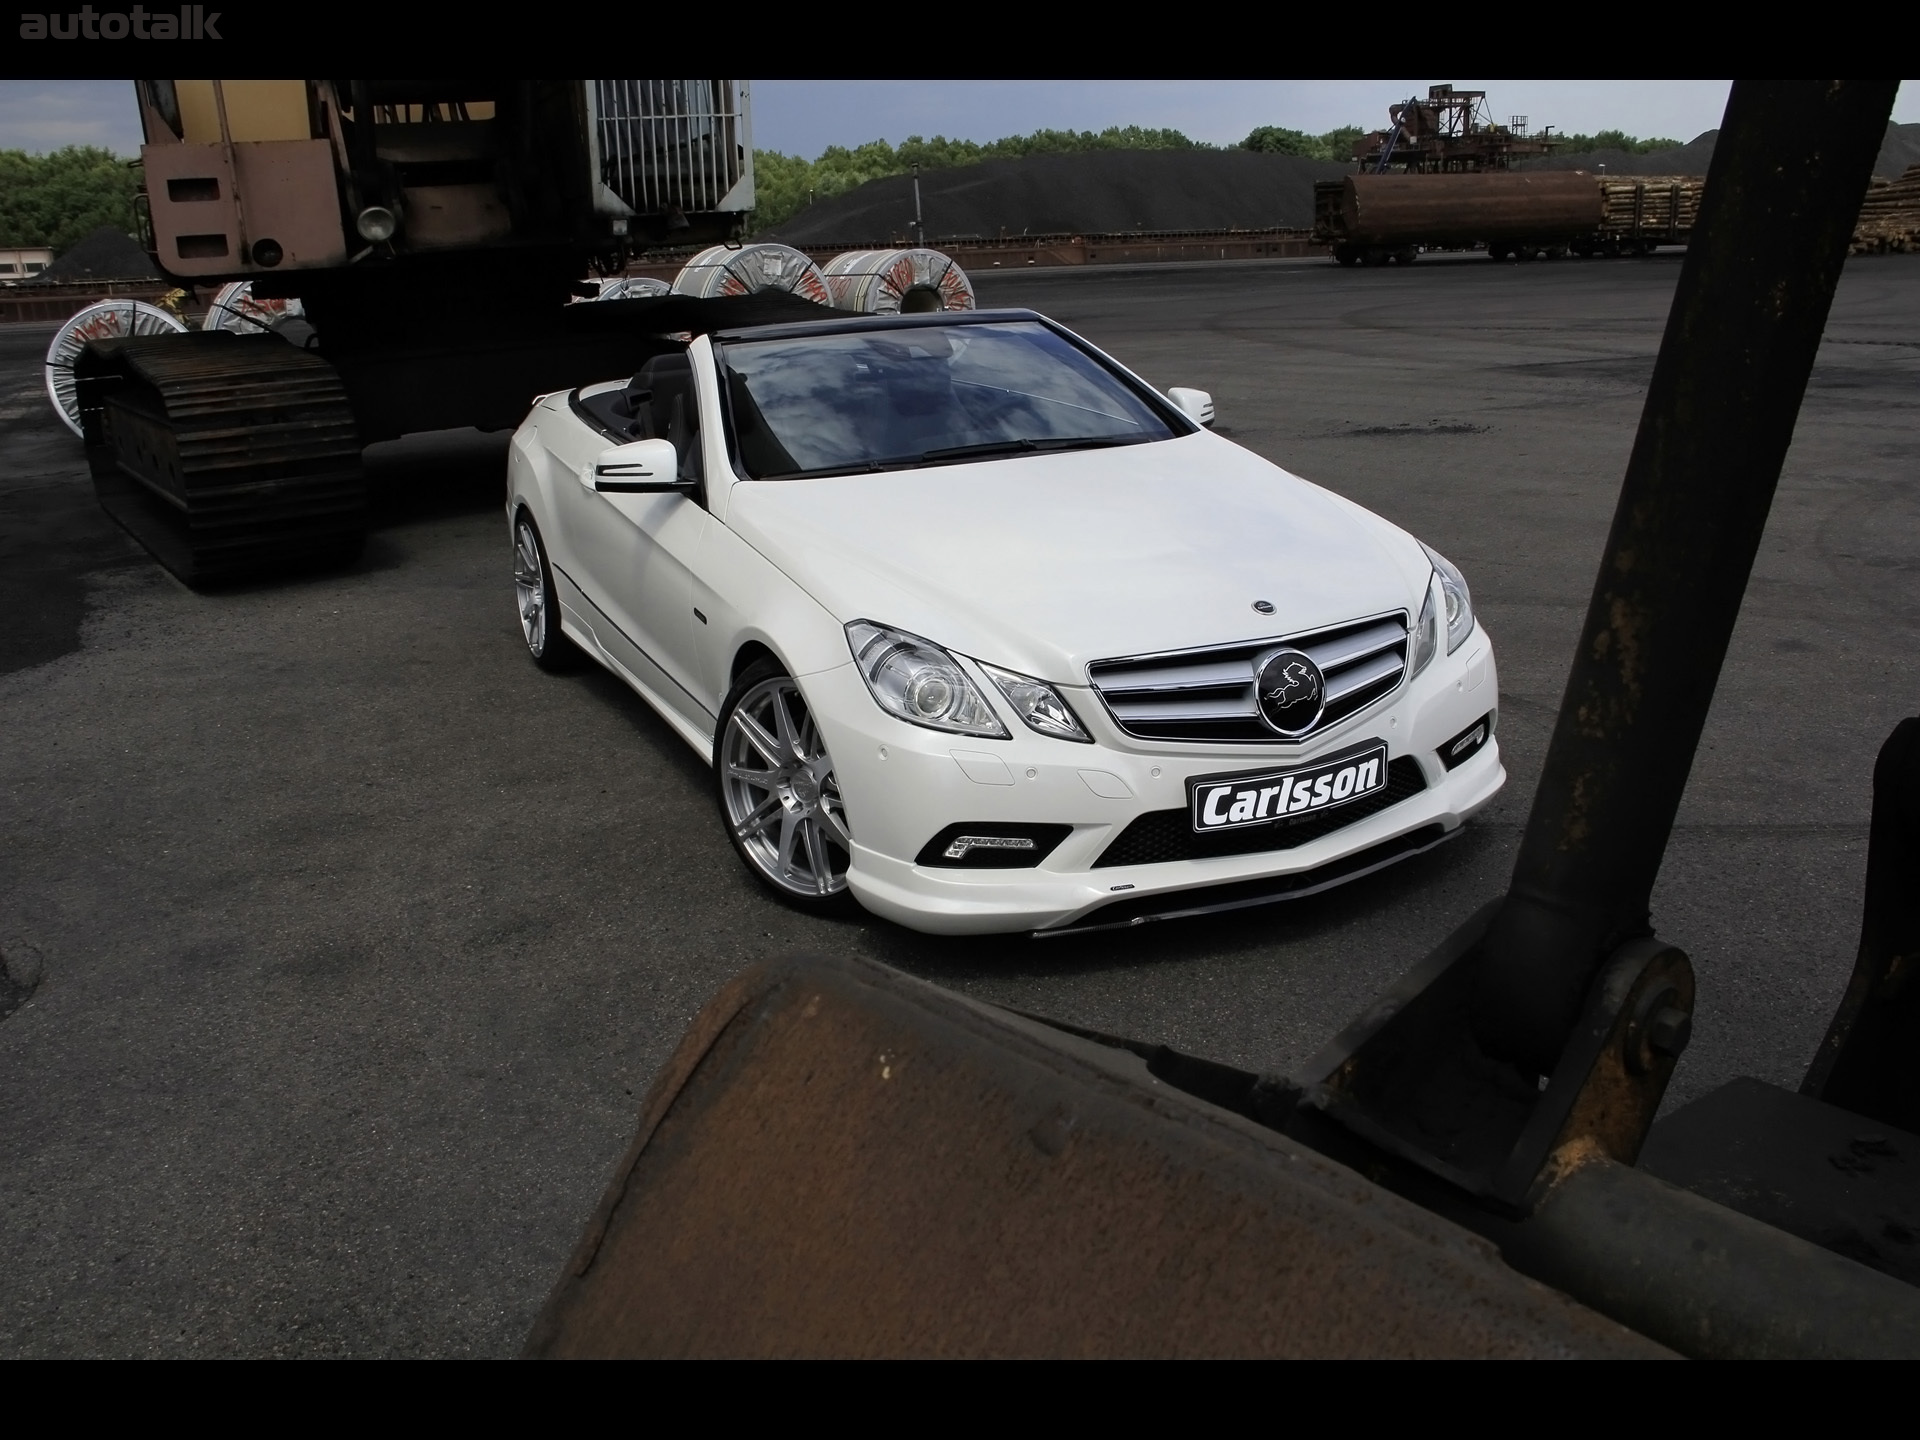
{"left": 721, "top": 675, "right": 851, "bottom": 897}
{"left": 514, "top": 519, "right": 548, "bottom": 657}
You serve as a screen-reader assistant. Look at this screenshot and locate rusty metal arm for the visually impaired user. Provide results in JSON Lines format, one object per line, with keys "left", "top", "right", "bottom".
{"left": 1283, "top": 82, "right": 1901, "bottom": 1218}
{"left": 1473, "top": 79, "right": 1901, "bottom": 1072}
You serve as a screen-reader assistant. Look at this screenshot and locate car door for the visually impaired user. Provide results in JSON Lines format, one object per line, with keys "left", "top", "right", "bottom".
{"left": 547, "top": 354, "right": 712, "bottom": 736}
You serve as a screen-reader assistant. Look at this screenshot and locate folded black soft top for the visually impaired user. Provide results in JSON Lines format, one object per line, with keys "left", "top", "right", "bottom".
{"left": 559, "top": 288, "right": 841, "bottom": 338}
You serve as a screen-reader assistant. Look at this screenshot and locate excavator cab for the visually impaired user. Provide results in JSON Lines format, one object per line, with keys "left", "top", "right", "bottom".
{"left": 132, "top": 80, "right": 753, "bottom": 280}
{"left": 75, "top": 80, "right": 763, "bottom": 586}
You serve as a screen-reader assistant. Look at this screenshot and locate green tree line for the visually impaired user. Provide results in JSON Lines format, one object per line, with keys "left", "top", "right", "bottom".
{"left": 0, "top": 146, "right": 142, "bottom": 253}
{"left": 1551, "top": 129, "right": 1684, "bottom": 154}
{"left": 1239, "top": 126, "right": 1367, "bottom": 160}
{"left": 1240, "top": 123, "right": 1681, "bottom": 162}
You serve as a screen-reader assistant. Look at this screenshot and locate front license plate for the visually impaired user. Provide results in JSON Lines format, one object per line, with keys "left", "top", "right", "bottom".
{"left": 1189, "top": 743, "right": 1390, "bottom": 834}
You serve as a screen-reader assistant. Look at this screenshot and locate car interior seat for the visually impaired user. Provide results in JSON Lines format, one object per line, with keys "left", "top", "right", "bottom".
{"left": 633, "top": 353, "right": 701, "bottom": 483}
{"left": 580, "top": 350, "right": 704, "bottom": 487}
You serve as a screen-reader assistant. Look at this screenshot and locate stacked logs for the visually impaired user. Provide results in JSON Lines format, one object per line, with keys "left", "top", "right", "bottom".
{"left": 1853, "top": 164, "right": 1920, "bottom": 255}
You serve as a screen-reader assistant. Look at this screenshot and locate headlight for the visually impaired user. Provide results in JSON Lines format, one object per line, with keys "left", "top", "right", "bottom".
{"left": 846, "top": 621, "right": 1008, "bottom": 738}
{"left": 1421, "top": 543, "right": 1474, "bottom": 655}
{"left": 1410, "top": 578, "right": 1439, "bottom": 678}
{"left": 356, "top": 205, "right": 397, "bottom": 242}
{"left": 977, "top": 661, "right": 1091, "bottom": 743}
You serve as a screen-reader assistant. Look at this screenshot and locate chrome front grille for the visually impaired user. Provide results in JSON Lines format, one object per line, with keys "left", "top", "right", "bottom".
{"left": 1087, "top": 612, "right": 1410, "bottom": 743}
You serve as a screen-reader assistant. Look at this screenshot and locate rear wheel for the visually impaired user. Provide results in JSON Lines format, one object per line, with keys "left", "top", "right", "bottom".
{"left": 715, "top": 658, "right": 856, "bottom": 914}
{"left": 513, "top": 513, "right": 579, "bottom": 671}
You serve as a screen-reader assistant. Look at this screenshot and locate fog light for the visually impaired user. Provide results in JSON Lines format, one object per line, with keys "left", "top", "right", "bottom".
{"left": 356, "top": 206, "right": 397, "bottom": 243}
{"left": 1440, "top": 711, "right": 1495, "bottom": 770}
{"left": 916, "top": 823, "right": 1072, "bottom": 869}
{"left": 944, "top": 835, "right": 1034, "bottom": 860}
{"left": 250, "top": 238, "right": 283, "bottom": 267}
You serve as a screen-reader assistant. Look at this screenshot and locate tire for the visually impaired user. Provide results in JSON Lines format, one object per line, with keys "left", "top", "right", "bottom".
{"left": 714, "top": 657, "right": 857, "bottom": 915}
{"left": 1333, "top": 244, "right": 1361, "bottom": 267}
{"left": 512, "top": 512, "right": 580, "bottom": 672}
{"left": 1359, "top": 248, "right": 1389, "bottom": 267}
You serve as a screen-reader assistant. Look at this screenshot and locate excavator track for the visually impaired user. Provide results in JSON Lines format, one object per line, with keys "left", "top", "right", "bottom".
{"left": 74, "top": 331, "right": 365, "bottom": 585}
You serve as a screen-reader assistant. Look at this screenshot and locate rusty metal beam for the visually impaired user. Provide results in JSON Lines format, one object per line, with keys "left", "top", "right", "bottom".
{"left": 1473, "top": 80, "right": 1901, "bottom": 1072}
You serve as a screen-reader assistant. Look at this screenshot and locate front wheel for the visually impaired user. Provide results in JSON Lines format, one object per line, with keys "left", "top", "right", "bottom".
{"left": 513, "top": 513, "right": 580, "bottom": 672}
{"left": 715, "top": 658, "right": 857, "bottom": 914}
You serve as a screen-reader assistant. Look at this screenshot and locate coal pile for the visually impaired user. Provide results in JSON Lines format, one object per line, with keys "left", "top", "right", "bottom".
{"left": 1519, "top": 122, "right": 1920, "bottom": 180}
{"left": 34, "top": 225, "right": 161, "bottom": 283}
{"left": 765, "top": 149, "right": 1352, "bottom": 245}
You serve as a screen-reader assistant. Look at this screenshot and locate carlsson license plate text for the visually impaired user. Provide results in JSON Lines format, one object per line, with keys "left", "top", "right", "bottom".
{"left": 1189, "top": 745, "right": 1389, "bottom": 833}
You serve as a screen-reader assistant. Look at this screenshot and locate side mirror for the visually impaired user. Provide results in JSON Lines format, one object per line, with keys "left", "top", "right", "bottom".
{"left": 1167, "top": 387, "right": 1215, "bottom": 428}
{"left": 592, "top": 438, "right": 689, "bottom": 493}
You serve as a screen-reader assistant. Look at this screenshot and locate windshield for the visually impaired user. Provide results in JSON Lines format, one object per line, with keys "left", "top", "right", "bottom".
{"left": 716, "top": 320, "right": 1180, "bottom": 479}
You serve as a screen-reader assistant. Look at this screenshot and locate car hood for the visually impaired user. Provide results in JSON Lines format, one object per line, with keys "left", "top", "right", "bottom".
{"left": 722, "top": 431, "right": 1433, "bottom": 683}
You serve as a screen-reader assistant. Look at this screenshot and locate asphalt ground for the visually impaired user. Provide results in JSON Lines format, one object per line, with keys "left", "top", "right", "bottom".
{"left": 2, "top": 252, "right": 1916, "bottom": 1356}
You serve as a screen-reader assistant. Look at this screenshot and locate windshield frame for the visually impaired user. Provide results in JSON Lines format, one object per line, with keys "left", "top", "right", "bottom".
{"left": 708, "top": 309, "right": 1198, "bottom": 483}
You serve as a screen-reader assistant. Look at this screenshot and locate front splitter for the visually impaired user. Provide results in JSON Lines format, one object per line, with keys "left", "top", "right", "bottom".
{"left": 1030, "top": 823, "right": 1458, "bottom": 938}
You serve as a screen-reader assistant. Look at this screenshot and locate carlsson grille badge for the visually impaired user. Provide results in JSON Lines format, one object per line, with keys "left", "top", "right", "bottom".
{"left": 1256, "top": 649, "right": 1327, "bottom": 736}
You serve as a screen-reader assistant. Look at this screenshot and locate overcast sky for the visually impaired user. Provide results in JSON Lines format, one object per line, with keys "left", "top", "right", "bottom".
{"left": 3, "top": 79, "right": 1915, "bottom": 159}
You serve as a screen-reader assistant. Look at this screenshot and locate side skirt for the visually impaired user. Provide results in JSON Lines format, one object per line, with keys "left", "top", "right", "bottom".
{"left": 553, "top": 566, "right": 716, "bottom": 764}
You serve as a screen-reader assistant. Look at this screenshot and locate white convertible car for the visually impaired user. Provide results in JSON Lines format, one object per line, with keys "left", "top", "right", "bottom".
{"left": 507, "top": 307, "right": 1502, "bottom": 935}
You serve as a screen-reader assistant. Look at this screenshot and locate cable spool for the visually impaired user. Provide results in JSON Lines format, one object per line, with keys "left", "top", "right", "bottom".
{"left": 44, "top": 299, "right": 187, "bottom": 438}
{"left": 823, "top": 249, "right": 976, "bottom": 315}
{"left": 202, "top": 280, "right": 305, "bottom": 334}
{"left": 671, "top": 244, "right": 832, "bottom": 306}
{"left": 587, "top": 275, "right": 672, "bottom": 301}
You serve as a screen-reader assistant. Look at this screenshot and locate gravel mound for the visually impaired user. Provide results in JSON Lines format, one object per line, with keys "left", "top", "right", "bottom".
{"left": 1873, "top": 123, "right": 1920, "bottom": 178}
{"left": 1519, "top": 122, "right": 1920, "bottom": 180}
{"left": 764, "top": 148, "right": 1353, "bottom": 245}
{"left": 35, "top": 225, "right": 161, "bottom": 283}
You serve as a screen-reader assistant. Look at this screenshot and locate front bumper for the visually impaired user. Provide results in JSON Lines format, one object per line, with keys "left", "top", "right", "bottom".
{"left": 812, "top": 628, "right": 1503, "bottom": 936}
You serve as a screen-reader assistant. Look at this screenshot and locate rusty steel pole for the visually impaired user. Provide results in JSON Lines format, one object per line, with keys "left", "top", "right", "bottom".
{"left": 1475, "top": 80, "right": 1899, "bottom": 1071}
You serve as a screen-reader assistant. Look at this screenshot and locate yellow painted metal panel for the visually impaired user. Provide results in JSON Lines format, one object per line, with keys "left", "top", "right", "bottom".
{"left": 174, "top": 81, "right": 309, "bottom": 143}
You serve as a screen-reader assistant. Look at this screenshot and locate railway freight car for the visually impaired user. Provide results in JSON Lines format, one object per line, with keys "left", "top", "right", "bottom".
{"left": 1314, "top": 172, "right": 1704, "bottom": 265}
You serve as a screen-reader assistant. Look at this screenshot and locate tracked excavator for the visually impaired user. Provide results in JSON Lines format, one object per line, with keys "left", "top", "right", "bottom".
{"left": 75, "top": 79, "right": 820, "bottom": 584}
{"left": 526, "top": 81, "right": 1920, "bottom": 1359}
